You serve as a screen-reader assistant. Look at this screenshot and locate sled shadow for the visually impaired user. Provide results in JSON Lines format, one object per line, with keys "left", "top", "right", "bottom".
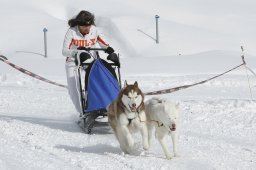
{"left": 0, "top": 114, "right": 81, "bottom": 133}
{"left": 91, "top": 125, "right": 113, "bottom": 135}
{"left": 55, "top": 144, "right": 121, "bottom": 155}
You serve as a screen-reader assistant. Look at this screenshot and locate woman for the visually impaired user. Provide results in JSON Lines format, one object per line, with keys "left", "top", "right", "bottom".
{"left": 62, "top": 10, "right": 114, "bottom": 115}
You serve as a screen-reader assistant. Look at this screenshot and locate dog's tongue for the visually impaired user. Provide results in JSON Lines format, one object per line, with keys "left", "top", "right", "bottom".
{"left": 131, "top": 107, "right": 136, "bottom": 112}
{"left": 129, "top": 105, "right": 137, "bottom": 112}
{"left": 170, "top": 124, "right": 176, "bottom": 131}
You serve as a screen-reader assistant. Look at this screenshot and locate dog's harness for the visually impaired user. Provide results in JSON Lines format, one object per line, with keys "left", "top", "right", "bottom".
{"left": 119, "top": 100, "right": 164, "bottom": 127}
{"left": 128, "top": 117, "right": 136, "bottom": 125}
{"left": 127, "top": 111, "right": 164, "bottom": 127}
{"left": 119, "top": 98, "right": 143, "bottom": 125}
{"left": 150, "top": 120, "right": 164, "bottom": 127}
{"left": 127, "top": 110, "right": 140, "bottom": 125}
{"left": 119, "top": 104, "right": 136, "bottom": 125}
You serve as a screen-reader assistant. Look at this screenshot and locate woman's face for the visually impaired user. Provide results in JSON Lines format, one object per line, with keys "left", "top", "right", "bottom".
{"left": 79, "top": 25, "right": 91, "bottom": 35}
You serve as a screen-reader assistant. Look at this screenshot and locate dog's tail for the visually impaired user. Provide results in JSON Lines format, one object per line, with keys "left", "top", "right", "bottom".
{"left": 152, "top": 97, "right": 180, "bottom": 107}
{"left": 150, "top": 97, "right": 166, "bottom": 104}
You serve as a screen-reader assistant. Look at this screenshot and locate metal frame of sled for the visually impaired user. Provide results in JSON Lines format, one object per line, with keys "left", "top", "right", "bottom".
{"left": 76, "top": 48, "right": 121, "bottom": 134}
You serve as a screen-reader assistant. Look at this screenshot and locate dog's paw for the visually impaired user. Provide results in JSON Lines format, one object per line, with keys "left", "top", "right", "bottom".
{"left": 126, "top": 138, "right": 134, "bottom": 148}
{"left": 173, "top": 153, "right": 180, "bottom": 157}
{"left": 166, "top": 155, "right": 173, "bottom": 160}
{"left": 143, "top": 143, "right": 149, "bottom": 151}
{"left": 143, "top": 146, "right": 149, "bottom": 151}
{"left": 142, "top": 138, "right": 150, "bottom": 150}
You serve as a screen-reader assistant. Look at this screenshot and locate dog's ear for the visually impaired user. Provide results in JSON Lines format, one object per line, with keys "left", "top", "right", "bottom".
{"left": 134, "top": 81, "right": 138, "bottom": 87}
{"left": 124, "top": 80, "right": 128, "bottom": 87}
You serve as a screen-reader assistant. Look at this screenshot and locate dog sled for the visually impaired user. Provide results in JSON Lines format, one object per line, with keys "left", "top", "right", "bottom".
{"left": 76, "top": 48, "right": 121, "bottom": 134}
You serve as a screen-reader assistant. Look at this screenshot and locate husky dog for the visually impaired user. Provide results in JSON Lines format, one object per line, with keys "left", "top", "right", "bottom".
{"left": 145, "top": 97, "right": 180, "bottom": 159}
{"left": 107, "top": 81, "right": 149, "bottom": 154}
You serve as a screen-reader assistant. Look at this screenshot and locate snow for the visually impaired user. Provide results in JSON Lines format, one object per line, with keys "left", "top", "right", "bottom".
{"left": 0, "top": 0, "right": 256, "bottom": 169}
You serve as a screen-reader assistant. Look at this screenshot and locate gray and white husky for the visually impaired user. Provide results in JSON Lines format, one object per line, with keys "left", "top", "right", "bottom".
{"left": 145, "top": 97, "right": 180, "bottom": 159}
{"left": 107, "top": 81, "right": 149, "bottom": 154}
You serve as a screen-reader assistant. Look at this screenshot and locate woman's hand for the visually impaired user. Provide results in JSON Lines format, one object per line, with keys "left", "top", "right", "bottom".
{"left": 105, "top": 46, "right": 114, "bottom": 54}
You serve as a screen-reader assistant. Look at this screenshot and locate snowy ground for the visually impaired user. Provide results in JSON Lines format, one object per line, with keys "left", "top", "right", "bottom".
{"left": 1, "top": 0, "right": 256, "bottom": 169}
{"left": 0, "top": 71, "right": 255, "bottom": 170}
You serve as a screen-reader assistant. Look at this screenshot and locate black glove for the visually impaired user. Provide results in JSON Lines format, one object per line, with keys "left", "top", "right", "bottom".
{"left": 80, "top": 52, "right": 91, "bottom": 62}
{"left": 77, "top": 46, "right": 89, "bottom": 51}
{"left": 75, "top": 52, "right": 91, "bottom": 65}
{"left": 105, "top": 46, "right": 114, "bottom": 54}
{"left": 107, "top": 53, "right": 120, "bottom": 67}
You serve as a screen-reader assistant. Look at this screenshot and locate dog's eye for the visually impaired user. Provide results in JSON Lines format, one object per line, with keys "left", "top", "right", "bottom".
{"left": 128, "top": 97, "right": 131, "bottom": 99}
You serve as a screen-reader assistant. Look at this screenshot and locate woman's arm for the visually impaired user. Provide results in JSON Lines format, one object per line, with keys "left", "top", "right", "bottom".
{"left": 96, "top": 28, "right": 109, "bottom": 48}
{"left": 62, "top": 28, "right": 77, "bottom": 57}
{"left": 97, "top": 35, "right": 109, "bottom": 48}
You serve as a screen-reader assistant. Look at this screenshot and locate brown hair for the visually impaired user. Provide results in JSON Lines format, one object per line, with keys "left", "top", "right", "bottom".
{"left": 68, "top": 10, "right": 95, "bottom": 27}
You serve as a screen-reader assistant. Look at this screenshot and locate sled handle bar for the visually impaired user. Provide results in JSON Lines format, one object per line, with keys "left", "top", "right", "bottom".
{"left": 85, "top": 47, "right": 107, "bottom": 51}
{"left": 82, "top": 62, "right": 119, "bottom": 66}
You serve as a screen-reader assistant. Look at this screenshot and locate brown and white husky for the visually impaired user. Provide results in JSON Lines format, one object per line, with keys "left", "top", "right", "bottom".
{"left": 107, "top": 81, "right": 149, "bottom": 154}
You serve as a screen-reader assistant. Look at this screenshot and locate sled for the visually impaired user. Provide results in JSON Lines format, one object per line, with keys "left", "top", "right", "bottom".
{"left": 76, "top": 48, "right": 121, "bottom": 134}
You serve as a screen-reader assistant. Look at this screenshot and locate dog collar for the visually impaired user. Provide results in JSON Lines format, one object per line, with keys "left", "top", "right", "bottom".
{"left": 149, "top": 119, "right": 164, "bottom": 127}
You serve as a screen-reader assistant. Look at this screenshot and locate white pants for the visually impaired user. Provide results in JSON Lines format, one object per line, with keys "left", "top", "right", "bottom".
{"left": 65, "top": 60, "right": 83, "bottom": 114}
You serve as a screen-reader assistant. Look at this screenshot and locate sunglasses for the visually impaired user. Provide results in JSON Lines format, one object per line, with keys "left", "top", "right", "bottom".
{"left": 77, "top": 20, "right": 92, "bottom": 26}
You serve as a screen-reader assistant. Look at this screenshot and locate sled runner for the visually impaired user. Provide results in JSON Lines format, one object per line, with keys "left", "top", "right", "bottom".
{"left": 76, "top": 48, "right": 121, "bottom": 134}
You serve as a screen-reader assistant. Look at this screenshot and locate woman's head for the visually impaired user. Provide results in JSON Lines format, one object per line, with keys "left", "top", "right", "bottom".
{"left": 68, "top": 10, "right": 95, "bottom": 27}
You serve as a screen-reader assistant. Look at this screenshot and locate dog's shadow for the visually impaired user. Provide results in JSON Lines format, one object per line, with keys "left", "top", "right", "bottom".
{"left": 55, "top": 144, "right": 121, "bottom": 155}
{"left": 89, "top": 125, "right": 113, "bottom": 135}
{"left": 55, "top": 144, "right": 172, "bottom": 160}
